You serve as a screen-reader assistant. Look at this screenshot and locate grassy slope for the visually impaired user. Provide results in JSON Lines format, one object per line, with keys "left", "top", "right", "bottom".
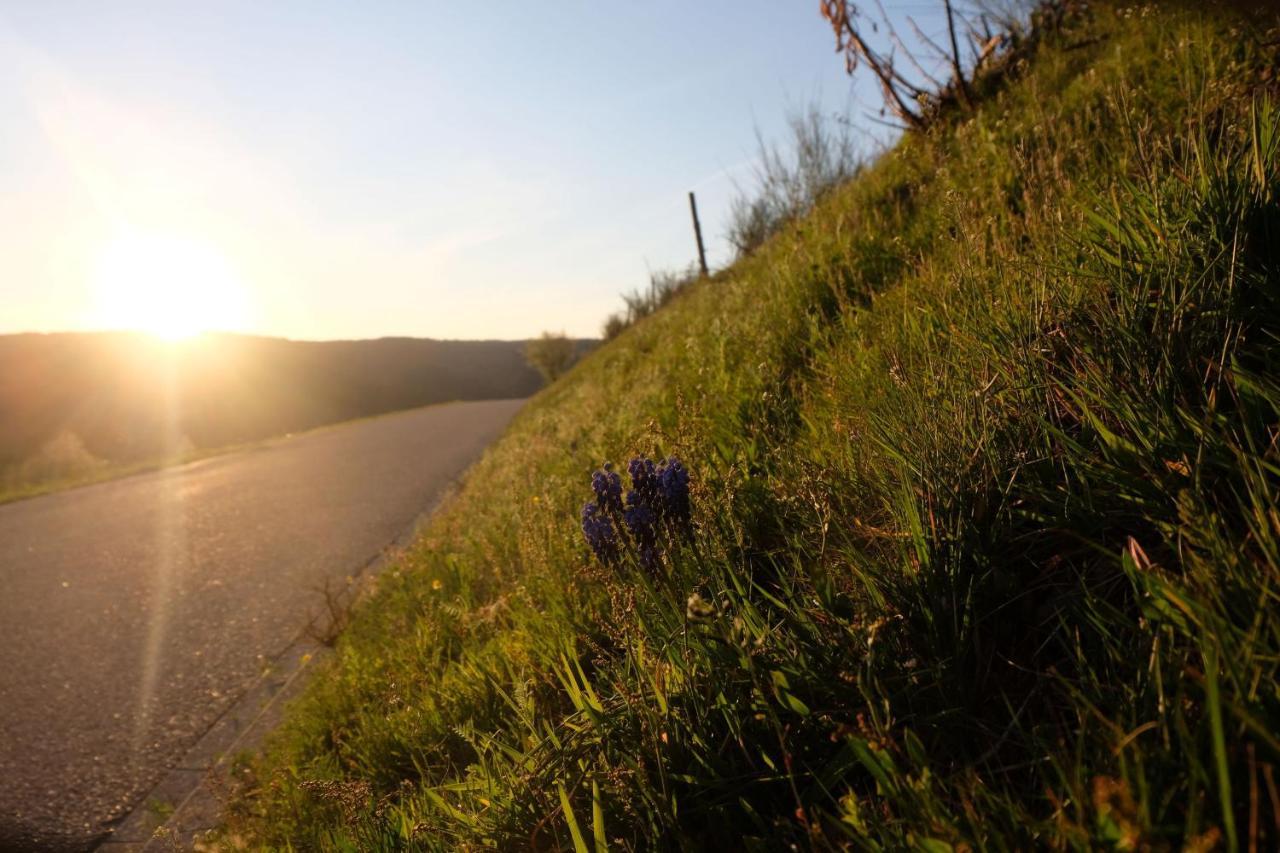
{"left": 230, "top": 5, "right": 1280, "bottom": 849}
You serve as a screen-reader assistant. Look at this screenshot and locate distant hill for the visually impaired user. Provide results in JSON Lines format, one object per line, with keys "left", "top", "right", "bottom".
{"left": 0, "top": 332, "right": 594, "bottom": 483}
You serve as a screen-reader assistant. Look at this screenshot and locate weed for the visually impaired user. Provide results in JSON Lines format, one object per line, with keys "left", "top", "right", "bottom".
{"left": 727, "top": 104, "right": 865, "bottom": 258}
{"left": 304, "top": 576, "right": 359, "bottom": 648}
{"left": 602, "top": 265, "right": 702, "bottom": 341}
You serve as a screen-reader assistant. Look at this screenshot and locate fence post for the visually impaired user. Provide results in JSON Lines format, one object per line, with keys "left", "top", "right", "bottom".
{"left": 688, "top": 191, "right": 709, "bottom": 277}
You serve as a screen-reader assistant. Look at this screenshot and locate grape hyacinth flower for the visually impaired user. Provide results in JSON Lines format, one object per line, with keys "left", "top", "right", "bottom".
{"left": 581, "top": 455, "right": 694, "bottom": 571}
{"left": 628, "top": 457, "right": 660, "bottom": 510}
{"left": 623, "top": 491, "right": 659, "bottom": 571}
{"left": 657, "top": 457, "right": 691, "bottom": 529}
{"left": 581, "top": 501, "right": 619, "bottom": 565}
{"left": 591, "top": 466, "right": 623, "bottom": 513}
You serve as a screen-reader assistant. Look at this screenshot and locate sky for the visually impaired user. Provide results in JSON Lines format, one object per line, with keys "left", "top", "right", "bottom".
{"left": 0, "top": 2, "right": 945, "bottom": 341}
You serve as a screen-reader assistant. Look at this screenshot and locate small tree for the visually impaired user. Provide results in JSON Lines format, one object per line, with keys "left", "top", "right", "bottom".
{"left": 525, "top": 332, "right": 576, "bottom": 384}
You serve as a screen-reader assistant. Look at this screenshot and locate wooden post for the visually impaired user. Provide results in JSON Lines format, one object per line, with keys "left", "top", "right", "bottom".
{"left": 688, "top": 191, "right": 709, "bottom": 277}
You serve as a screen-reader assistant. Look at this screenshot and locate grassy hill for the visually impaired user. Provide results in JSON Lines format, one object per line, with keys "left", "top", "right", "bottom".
{"left": 0, "top": 333, "right": 589, "bottom": 500}
{"left": 228, "top": 4, "right": 1280, "bottom": 848}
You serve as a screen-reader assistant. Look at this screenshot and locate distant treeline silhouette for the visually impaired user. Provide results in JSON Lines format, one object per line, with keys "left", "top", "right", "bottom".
{"left": 0, "top": 332, "right": 594, "bottom": 481}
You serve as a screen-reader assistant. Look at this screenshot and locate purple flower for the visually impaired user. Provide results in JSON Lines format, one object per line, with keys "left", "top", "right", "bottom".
{"left": 581, "top": 455, "right": 694, "bottom": 570}
{"left": 581, "top": 501, "right": 619, "bottom": 565}
{"left": 591, "top": 467, "right": 623, "bottom": 514}
{"left": 628, "top": 457, "right": 660, "bottom": 507}
{"left": 657, "top": 457, "right": 691, "bottom": 528}
{"left": 623, "top": 492, "right": 659, "bottom": 571}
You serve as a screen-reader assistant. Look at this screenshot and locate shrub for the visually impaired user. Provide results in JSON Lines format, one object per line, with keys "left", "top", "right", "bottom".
{"left": 726, "top": 103, "right": 863, "bottom": 258}
{"left": 523, "top": 331, "right": 576, "bottom": 383}
{"left": 601, "top": 264, "right": 701, "bottom": 340}
{"left": 601, "top": 312, "right": 628, "bottom": 341}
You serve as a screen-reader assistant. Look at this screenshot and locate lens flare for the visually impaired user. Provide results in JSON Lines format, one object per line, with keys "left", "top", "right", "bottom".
{"left": 90, "top": 231, "right": 251, "bottom": 339}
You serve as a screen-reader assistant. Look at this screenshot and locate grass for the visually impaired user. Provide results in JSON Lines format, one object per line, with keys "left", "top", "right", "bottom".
{"left": 0, "top": 446, "right": 236, "bottom": 506}
{"left": 0, "top": 445, "right": 244, "bottom": 506}
{"left": 0, "top": 398, "right": 477, "bottom": 507}
{"left": 225, "top": 3, "right": 1280, "bottom": 849}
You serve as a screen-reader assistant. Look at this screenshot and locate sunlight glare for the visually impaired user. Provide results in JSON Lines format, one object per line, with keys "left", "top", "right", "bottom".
{"left": 90, "top": 232, "right": 252, "bottom": 339}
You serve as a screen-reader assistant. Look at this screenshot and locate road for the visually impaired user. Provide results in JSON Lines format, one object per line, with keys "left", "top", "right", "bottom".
{"left": 0, "top": 399, "right": 524, "bottom": 852}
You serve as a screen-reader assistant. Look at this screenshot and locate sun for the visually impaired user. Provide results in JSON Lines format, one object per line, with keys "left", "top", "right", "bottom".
{"left": 90, "top": 231, "right": 252, "bottom": 339}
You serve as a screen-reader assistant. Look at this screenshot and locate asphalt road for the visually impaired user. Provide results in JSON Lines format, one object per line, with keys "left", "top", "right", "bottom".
{"left": 0, "top": 399, "right": 524, "bottom": 852}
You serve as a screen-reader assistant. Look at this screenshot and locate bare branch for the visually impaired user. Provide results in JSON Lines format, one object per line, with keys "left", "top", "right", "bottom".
{"left": 905, "top": 15, "right": 953, "bottom": 65}
{"left": 821, "top": 0, "right": 926, "bottom": 128}
{"left": 821, "top": 1, "right": 1059, "bottom": 132}
{"left": 944, "top": 0, "right": 974, "bottom": 107}
{"left": 873, "top": 0, "right": 946, "bottom": 90}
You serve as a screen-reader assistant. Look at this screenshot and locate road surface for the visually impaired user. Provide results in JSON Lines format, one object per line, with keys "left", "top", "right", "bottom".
{"left": 0, "top": 399, "right": 524, "bottom": 851}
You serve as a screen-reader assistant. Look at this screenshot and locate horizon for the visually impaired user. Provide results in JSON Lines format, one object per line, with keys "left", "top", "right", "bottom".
{"left": 0, "top": 3, "right": 946, "bottom": 342}
{"left": 0, "top": 327, "right": 601, "bottom": 344}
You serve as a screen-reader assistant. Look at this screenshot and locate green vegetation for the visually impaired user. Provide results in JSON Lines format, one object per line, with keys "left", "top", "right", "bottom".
{"left": 600, "top": 265, "right": 702, "bottom": 342}
{"left": 0, "top": 400, "right": 469, "bottom": 507}
{"left": 0, "top": 447, "right": 193, "bottom": 506}
{"left": 525, "top": 332, "right": 580, "bottom": 384}
{"left": 229, "top": 4, "right": 1280, "bottom": 848}
{"left": 726, "top": 104, "right": 863, "bottom": 259}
